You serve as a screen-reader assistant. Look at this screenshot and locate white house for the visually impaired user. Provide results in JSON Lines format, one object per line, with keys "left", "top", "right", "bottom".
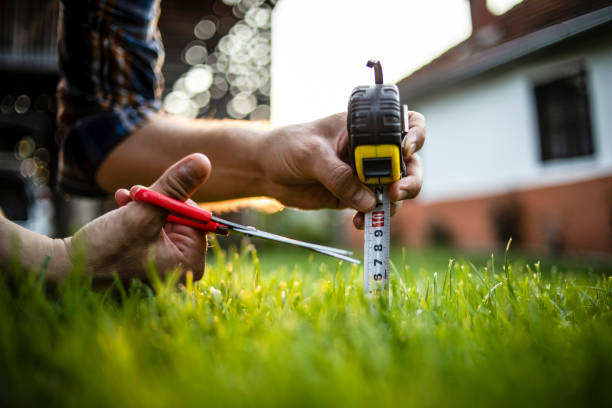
{"left": 394, "top": 0, "right": 612, "bottom": 254}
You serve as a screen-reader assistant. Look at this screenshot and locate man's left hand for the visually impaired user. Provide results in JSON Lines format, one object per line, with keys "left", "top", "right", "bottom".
{"left": 259, "top": 112, "right": 425, "bottom": 229}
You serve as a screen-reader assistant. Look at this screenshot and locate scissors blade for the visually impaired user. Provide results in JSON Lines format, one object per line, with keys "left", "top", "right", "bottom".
{"left": 212, "top": 216, "right": 360, "bottom": 264}
{"left": 309, "top": 247, "right": 362, "bottom": 265}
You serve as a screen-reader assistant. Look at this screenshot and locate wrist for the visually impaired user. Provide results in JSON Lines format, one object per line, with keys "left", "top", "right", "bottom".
{"left": 251, "top": 127, "right": 278, "bottom": 198}
{"left": 0, "top": 215, "right": 72, "bottom": 280}
{"left": 244, "top": 125, "right": 270, "bottom": 190}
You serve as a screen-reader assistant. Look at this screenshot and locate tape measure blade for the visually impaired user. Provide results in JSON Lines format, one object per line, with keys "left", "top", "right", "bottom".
{"left": 363, "top": 184, "right": 390, "bottom": 298}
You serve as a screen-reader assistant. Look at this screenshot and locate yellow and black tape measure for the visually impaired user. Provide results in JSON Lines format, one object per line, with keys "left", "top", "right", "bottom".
{"left": 348, "top": 60, "right": 408, "bottom": 185}
{"left": 347, "top": 60, "right": 409, "bottom": 300}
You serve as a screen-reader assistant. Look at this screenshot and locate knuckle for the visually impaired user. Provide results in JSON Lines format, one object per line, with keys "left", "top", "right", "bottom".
{"left": 410, "top": 111, "right": 425, "bottom": 124}
{"left": 308, "top": 137, "right": 327, "bottom": 156}
{"left": 409, "top": 183, "right": 421, "bottom": 198}
{"left": 295, "top": 137, "right": 323, "bottom": 167}
{"left": 409, "top": 112, "right": 426, "bottom": 138}
{"left": 406, "top": 178, "right": 422, "bottom": 199}
{"left": 163, "top": 172, "right": 191, "bottom": 200}
{"left": 417, "top": 112, "right": 426, "bottom": 124}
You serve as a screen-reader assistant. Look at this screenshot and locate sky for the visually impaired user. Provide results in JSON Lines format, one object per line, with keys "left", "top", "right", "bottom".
{"left": 271, "top": 0, "right": 523, "bottom": 125}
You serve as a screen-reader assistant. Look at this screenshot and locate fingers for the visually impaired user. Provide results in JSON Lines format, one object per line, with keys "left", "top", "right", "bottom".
{"left": 162, "top": 223, "right": 207, "bottom": 280}
{"left": 352, "top": 212, "right": 365, "bottom": 230}
{"left": 317, "top": 110, "right": 424, "bottom": 229}
{"left": 389, "top": 153, "right": 423, "bottom": 202}
{"left": 318, "top": 111, "right": 423, "bottom": 212}
{"left": 389, "top": 111, "right": 425, "bottom": 203}
{"left": 115, "top": 188, "right": 132, "bottom": 207}
{"left": 352, "top": 201, "right": 403, "bottom": 230}
{"left": 401, "top": 111, "right": 426, "bottom": 157}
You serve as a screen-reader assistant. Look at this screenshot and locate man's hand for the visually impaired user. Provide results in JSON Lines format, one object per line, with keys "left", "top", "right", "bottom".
{"left": 71, "top": 153, "right": 212, "bottom": 281}
{"left": 259, "top": 112, "right": 425, "bottom": 229}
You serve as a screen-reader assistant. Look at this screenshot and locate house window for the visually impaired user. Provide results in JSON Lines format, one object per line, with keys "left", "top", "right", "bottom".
{"left": 534, "top": 69, "right": 594, "bottom": 161}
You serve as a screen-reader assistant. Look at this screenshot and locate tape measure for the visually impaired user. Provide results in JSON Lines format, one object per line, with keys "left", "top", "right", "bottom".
{"left": 347, "top": 60, "right": 409, "bottom": 299}
{"left": 363, "top": 184, "right": 390, "bottom": 297}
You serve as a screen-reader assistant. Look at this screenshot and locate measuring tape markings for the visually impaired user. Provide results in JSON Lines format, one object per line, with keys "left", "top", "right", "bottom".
{"left": 363, "top": 184, "right": 390, "bottom": 297}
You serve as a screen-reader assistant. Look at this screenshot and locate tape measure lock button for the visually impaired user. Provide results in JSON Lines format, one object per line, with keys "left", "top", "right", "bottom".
{"left": 362, "top": 157, "right": 392, "bottom": 178}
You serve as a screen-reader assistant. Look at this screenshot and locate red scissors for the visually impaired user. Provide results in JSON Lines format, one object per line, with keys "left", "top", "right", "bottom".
{"left": 130, "top": 186, "right": 360, "bottom": 264}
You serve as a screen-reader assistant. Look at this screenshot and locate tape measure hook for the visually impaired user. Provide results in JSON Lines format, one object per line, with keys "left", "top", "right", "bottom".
{"left": 366, "top": 59, "right": 383, "bottom": 84}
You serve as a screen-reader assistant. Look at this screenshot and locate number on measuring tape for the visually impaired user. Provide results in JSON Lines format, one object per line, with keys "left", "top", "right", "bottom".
{"left": 372, "top": 211, "right": 385, "bottom": 227}
{"left": 363, "top": 184, "right": 390, "bottom": 299}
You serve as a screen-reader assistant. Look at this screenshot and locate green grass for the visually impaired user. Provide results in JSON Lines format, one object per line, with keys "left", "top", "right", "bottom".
{"left": 1, "top": 238, "right": 612, "bottom": 407}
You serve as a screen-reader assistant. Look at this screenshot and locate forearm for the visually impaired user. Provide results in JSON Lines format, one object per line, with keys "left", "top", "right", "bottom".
{"left": 0, "top": 216, "right": 71, "bottom": 280}
{"left": 97, "top": 114, "right": 270, "bottom": 202}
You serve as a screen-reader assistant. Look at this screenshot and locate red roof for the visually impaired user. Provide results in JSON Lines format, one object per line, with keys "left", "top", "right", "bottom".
{"left": 398, "top": 0, "right": 612, "bottom": 99}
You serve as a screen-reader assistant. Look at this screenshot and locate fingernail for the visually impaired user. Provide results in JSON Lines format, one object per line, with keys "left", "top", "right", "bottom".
{"left": 352, "top": 187, "right": 376, "bottom": 212}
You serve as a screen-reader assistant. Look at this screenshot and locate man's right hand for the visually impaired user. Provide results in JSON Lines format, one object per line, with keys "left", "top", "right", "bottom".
{"left": 70, "top": 153, "right": 212, "bottom": 281}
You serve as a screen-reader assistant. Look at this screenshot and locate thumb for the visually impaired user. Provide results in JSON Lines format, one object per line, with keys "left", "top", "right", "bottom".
{"left": 311, "top": 147, "right": 376, "bottom": 213}
{"left": 140, "top": 153, "right": 211, "bottom": 201}
{"left": 128, "top": 154, "right": 211, "bottom": 228}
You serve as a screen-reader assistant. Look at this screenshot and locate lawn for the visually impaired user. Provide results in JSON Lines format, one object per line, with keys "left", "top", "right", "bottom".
{"left": 1, "top": 238, "right": 611, "bottom": 407}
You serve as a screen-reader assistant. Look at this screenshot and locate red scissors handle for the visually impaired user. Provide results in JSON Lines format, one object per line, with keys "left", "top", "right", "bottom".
{"left": 132, "top": 186, "right": 229, "bottom": 236}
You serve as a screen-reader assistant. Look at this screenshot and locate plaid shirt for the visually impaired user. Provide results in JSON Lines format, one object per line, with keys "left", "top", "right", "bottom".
{"left": 57, "top": 0, "right": 164, "bottom": 196}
